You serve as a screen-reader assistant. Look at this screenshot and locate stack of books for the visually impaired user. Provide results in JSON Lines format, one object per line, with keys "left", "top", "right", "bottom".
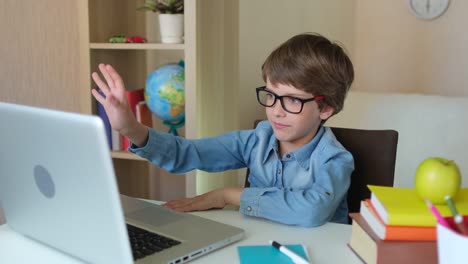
{"left": 348, "top": 185, "right": 468, "bottom": 264}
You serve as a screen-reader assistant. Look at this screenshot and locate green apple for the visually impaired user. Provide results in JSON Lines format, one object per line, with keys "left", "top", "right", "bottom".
{"left": 415, "top": 157, "right": 461, "bottom": 204}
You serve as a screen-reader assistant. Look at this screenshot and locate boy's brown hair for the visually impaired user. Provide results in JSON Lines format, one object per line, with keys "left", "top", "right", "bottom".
{"left": 261, "top": 33, "right": 354, "bottom": 116}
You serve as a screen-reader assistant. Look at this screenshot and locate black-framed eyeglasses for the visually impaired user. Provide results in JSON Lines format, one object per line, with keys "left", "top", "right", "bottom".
{"left": 256, "top": 86, "right": 324, "bottom": 114}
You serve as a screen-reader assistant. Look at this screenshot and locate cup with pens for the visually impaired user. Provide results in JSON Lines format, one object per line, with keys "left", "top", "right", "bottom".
{"left": 426, "top": 195, "right": 468, "bottom": 264}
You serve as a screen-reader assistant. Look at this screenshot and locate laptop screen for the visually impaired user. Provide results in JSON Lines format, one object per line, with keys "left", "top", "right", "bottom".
{"left": 0, "top": 102, "right": 133, "bottom": 263}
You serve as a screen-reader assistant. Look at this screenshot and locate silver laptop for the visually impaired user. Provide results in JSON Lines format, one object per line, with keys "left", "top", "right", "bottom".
{"left": 0, "top": 102, "right": 244, "bottom": 264}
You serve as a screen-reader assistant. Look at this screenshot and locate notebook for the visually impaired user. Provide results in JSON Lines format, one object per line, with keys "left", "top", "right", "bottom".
{"left": 237, "top": 244, "right": 309, "bottom": 264}
{"left": 0, "top": 102, "right": 244, "bottom": 264}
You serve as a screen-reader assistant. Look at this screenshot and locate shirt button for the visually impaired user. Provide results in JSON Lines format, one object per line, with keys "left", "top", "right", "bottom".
{"left": 286, "top": 154, "right": 291, "bottom": 158}
{"left": 247, "top": 206, "right": 252, "bottom": 212}
{"left": 277, "top": 169, "right": 282, "bottom": 174}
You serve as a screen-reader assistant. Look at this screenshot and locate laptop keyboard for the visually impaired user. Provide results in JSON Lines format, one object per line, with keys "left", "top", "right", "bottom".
{"left": 127, "top": 224, "right": 181, "bottom": 260}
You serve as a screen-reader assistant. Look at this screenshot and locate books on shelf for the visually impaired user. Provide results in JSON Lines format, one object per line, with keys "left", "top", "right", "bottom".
{"left": 97, "top": 89, "right": 153, "bottom": 152}
{"left": 136, "top": 101, "right": 153, "bottom": 127}
{"left": 348, "top": 213, "right": 437, "bottom": 264}
{"left": 96, "top": 89, "right": 112, "bottom": 149}
{"left": 126, "top": 89, "right": 145, "bottom": 115}
{"left": 122, "top": 89, "right": 145, "bottom": 151}
{"left": 368, "top": 185, "right": 468, "bottom": 227}
{"left": 360, "top": 200, "right": 436, "bottom": 241}
{"left": 111, "top": 129, "right": 123, "bottom": 151}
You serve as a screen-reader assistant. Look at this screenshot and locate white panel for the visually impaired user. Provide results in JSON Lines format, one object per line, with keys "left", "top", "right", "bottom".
{"left": 327, "top": 91, "right": 468, "bottom": 188}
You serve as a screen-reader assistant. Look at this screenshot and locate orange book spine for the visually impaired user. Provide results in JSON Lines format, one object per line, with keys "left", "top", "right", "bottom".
{"left": 136, "top": 101, "right": 153, "bottom": 127}
{"left": 366, "top": 199, "right": 436, "bottom": 241}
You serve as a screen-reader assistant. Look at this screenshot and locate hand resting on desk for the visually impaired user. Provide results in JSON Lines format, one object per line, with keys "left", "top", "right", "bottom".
{"left": 163, "top": 187, "right": 243, "bottom": 212}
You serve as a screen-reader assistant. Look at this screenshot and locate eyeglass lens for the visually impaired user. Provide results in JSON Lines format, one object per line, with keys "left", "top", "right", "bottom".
{"left": 257, "top": 89, "right": 304, "bottom": 114}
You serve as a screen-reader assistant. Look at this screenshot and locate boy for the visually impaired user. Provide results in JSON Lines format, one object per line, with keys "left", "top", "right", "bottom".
{"left": 91, "top": 33, "right": 354, "bottom": 227}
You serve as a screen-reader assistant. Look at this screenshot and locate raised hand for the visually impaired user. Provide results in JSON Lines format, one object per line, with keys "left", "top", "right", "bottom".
{"left": 91, "top": 64, "right": 148, "bottom": 147}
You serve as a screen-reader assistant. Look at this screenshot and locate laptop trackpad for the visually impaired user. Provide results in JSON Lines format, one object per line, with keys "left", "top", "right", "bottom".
{"left": 126, "top": 207, "right": 182, "bottom": 227}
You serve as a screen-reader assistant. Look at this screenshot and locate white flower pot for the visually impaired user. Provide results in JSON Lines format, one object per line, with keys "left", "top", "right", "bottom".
{"left": 158, "top": 14, "right": 184, "bottom": 44}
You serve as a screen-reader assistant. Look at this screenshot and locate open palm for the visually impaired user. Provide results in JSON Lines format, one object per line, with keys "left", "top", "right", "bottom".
{"left": 91, "top": 64, "right": 137, "bottom": 133}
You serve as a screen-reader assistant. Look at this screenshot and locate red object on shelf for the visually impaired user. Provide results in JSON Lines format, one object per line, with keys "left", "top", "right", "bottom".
{"left": 122, "top": 89, "right": 145, "bottom": 150}
{"left": 125, "top": 36, "right": 147, "bottom": 43}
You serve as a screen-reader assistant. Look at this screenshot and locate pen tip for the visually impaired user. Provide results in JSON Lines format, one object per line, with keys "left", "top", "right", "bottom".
{"left": 424, "top": 198, "right": 432, "bottom": 207}
{"left": 271, "top": 240, "right": 281, "bottom": 249}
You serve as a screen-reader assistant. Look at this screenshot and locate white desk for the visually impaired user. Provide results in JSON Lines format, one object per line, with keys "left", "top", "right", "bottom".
{"left": 0, "top": 208, "right": 361, "bottom": 264}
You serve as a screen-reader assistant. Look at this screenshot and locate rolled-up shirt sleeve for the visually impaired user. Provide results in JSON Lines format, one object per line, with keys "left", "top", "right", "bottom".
{"left": 129, "top": 128, "right": 257, "bottom": 174}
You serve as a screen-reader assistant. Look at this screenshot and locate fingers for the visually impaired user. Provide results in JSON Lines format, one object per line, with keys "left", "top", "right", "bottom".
{"left": 91, "top": 88, "right": 106, "bottom": 105}
{"left": 91, "top": 71, "right": 110, "bottom": 97}
{"left": 163, "top": 192, "right": 226, "bottom": 212}
{"left": 163, "top": 198, "right": 195, "bottom": 212}
{"left": 91, "top": 63, "right": 127, "bottom": 103}
{"left": 91, "top": 64, "right": 124, "bottom": 94}
{"left": 98, "top": 64, "right": 116, "bottom": 92}
{"left": 105, "top": 64, "right": 126, "bottom": 93}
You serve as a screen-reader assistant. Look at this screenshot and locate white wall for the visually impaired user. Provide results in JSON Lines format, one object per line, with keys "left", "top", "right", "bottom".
{"left": 353, "top": 1, "right": 468, "bottom": 96}
{"left": 238, "top": 0, "right": 356, "bottom": 129}
{"left": 238, "top": 1, "right": 468, "bottom": 130}
{"left": 327, "top": 91, "right": 468, "bottom": 188}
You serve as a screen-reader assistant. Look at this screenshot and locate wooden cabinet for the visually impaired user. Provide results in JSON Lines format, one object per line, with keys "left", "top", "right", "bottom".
{"left": 81, "top": 0, "right": 198, "bottom": 200}
{"left": 1, "top": 0, "right": 239, "bottom": 201}
{"left": 0, "top": 1, "right": 89, "bottom": 114}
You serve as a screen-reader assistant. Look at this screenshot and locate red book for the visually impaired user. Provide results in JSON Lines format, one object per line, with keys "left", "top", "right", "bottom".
{"left": 360, "top": 199, "right": 436, "bottom": 241}
{"left": 122, "top": 89, "right": 144, "bottom": 150}
{"left": 348, "top": 213, "right": 436, "bottom": 264}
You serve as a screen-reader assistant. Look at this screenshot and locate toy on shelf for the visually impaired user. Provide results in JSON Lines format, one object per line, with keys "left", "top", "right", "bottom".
{"left": 108, "top": 35, "right": 147, "bottom": 43}
{"left": 108, "top": 34, "right": 126, "bottom": 43}
{"left": 125, "top": 36, "right": 147, "bottom": 43}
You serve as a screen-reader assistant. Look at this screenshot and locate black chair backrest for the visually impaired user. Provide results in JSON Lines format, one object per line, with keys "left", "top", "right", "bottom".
{"left": 244, "top": 121, "right": 398, "bottom": 223}
{"left": 330, "top": 127, "right": 398, "bottom": 217}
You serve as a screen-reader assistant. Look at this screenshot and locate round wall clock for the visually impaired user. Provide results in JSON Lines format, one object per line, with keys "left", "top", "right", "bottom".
{"left": 407, "top": 0, "right": 450, "bottom": 20}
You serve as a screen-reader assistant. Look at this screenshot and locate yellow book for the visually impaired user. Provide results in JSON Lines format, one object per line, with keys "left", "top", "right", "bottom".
{"left": 368, "top": 185, "right": 468, "bottom": 227}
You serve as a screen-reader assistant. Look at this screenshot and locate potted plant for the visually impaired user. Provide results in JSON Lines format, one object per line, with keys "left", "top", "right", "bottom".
{"left": 138, "top": 0, "right": 184, "bottom": 44}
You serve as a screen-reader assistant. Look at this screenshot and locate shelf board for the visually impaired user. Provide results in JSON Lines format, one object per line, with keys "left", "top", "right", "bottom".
{"left": 111, "top": 151, "right": 146, "bottom": 161}
{"left": 90, "top": 43, "right": 184, "bottom": 50}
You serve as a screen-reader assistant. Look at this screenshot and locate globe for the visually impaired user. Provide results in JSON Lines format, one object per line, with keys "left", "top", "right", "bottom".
{"left": 145, "top": 62, "right": 185, "bottom": 135}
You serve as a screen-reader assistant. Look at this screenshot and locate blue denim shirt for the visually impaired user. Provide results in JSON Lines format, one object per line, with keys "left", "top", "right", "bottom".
{"left": 129, "top": 121, "right": 354, "bottom": 227}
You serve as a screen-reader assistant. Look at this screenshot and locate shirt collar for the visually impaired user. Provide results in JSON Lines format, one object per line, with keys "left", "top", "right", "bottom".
{"left": 262, "top": 126, "right": 325, "bottom": 169}
{"left": 263, "top": 133, "right": 278, "bottom": 163}
{"left": 293, "top": 126, "right": 325, "bottom": 169}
